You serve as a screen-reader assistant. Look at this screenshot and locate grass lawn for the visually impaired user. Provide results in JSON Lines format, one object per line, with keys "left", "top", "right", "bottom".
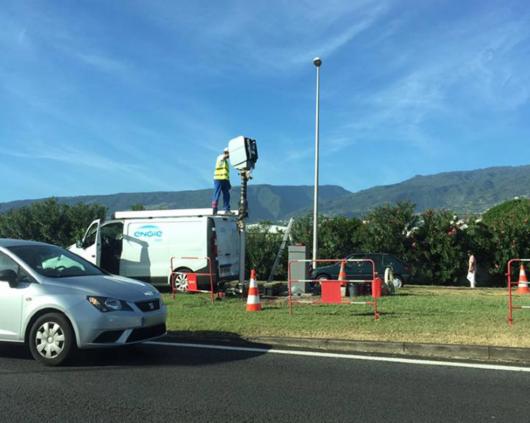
{"left": 162, "top": 286, "right": 530, "bottom": 348}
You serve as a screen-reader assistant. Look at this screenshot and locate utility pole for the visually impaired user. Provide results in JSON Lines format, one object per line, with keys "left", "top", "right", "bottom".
{"left": 312, "top": 57, "right": 322, "bottom": 268}
{"left": 227, "top": 136, "right": 258, "bottom": 287}
{"left": 238, "top": 170, "right": 250, "bottom": 286}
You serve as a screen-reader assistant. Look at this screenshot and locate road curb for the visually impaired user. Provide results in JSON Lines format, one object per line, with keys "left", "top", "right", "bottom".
{"left": 163, "top": 333, "right": 530, "bottom": 365}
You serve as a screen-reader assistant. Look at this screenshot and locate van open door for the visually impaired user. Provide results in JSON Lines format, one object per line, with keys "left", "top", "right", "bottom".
{"left": 74, "top": 219, "right": 102, "bottom": 266}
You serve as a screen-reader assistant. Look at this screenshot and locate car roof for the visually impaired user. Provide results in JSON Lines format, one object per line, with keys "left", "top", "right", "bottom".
{"left": 350, "top": 252, "right": 388, "bottom": 256}
{"left": 0, "top": 238, "right": 52, "bottom": 248}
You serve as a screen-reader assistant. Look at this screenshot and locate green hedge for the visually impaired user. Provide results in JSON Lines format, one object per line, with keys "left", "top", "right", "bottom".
{"left": 247, "top": 199, "right": 530, "bottom": 286}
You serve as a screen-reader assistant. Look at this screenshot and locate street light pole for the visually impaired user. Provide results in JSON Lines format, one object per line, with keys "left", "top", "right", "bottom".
{"left": 312, "top": 57, "right": 322, "bottom": 269}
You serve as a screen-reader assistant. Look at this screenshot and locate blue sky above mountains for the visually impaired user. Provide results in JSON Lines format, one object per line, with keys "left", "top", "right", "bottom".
{"left": 0, "top": 0, "right": 529, "bottom": 202}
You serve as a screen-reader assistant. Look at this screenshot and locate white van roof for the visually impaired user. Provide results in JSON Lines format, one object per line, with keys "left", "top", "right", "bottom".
{"left": 112, "top": 209, "right": 238, "bottom": 220}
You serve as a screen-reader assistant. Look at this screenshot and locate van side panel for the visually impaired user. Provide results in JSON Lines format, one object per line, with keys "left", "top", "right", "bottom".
{"left": 120, "top": 218, "right": 207, "bottom": 282}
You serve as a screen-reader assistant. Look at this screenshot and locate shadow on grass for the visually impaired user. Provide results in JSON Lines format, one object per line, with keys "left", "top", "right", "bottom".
{"left": 0, "top": 330, "right": 270, "bottom": 371}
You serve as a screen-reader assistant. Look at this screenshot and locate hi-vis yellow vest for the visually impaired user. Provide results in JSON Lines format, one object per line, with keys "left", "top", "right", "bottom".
{"left": 214, "top": 155, "right": 230, "bottom": 180}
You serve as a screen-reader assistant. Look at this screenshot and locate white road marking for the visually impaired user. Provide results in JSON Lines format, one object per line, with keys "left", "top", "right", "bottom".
{"left": 146, "top": 341, "right": 530, "bottom": 373}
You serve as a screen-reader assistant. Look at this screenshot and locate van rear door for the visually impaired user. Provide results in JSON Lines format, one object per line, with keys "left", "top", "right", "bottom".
{"left": 212, "top": 217, "right": 240, "bottom": 280}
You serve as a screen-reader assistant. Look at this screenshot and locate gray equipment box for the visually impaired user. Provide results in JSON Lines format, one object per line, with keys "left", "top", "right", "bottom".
{"left": 288, "top": 245, "right": 309, "bottom": 295}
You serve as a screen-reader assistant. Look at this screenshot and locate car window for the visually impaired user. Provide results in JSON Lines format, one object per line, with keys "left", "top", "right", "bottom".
{"left": 0, "top": 251, "right": 33, "bottom": 283}
{"left": 101, "top": 222, "right": 123, "bottom": 240}
{"left": 8, "top": 245, "right": 104, "bottom": 278}
{"left": 347, "top": 260, "right": 373, "bottom": 273}
{"left": 83, "top": 224, "right": 98, "bottom": 248}
{"left": 385, "top": 255, "right": 403, "bottom": 269}
{"left": 0, "top": 252, "right": 18, "bottom": 273}
{"left": 42, "top": 255, "right": 84, "bottom": 271}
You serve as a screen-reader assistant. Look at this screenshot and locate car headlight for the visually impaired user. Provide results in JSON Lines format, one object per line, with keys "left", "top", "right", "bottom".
{"left": 87, "top": 296, "right": 133, "bottom": 312}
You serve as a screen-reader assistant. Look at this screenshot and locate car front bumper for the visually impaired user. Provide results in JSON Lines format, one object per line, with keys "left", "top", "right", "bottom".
{"left": 74, "top": 302, "right": 167, "bottom": 348}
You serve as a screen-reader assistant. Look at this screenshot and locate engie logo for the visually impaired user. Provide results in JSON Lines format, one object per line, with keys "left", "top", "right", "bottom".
{"left": 134, "top": 225, "right": 163, "bottom": 239}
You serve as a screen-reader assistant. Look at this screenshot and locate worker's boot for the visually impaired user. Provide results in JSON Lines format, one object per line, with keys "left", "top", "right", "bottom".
{"left": 212, "top": 208, "right": 217, "bottom": 215}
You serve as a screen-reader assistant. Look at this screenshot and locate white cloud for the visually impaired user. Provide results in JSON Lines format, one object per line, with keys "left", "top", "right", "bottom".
{"left": 75, "top": 52, "right": 131, "bottom": 75}
{"left": 135, "top": 0, "right": 392, "bottom": 72}
{"left": 325, "top": 6, "right": 530, "bottom": 155}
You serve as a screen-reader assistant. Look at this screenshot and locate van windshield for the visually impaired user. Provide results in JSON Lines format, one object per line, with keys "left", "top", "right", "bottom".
{"left": 8, "top": 245, "right": 104, "bottom": 278}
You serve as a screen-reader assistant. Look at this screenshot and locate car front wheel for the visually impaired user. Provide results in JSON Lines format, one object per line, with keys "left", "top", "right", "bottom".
{"left": 29, "top": 313, "right": 76, "bottom": 366}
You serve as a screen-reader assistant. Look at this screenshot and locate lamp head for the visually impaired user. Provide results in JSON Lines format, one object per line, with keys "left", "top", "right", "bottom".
{"left": 313, "top": 57, "right": 322, "bottom": 67}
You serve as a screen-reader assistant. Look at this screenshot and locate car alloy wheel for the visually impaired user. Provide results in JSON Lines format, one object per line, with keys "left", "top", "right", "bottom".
{"left": 173, "top": 270, "right": 191, "bottom": 292}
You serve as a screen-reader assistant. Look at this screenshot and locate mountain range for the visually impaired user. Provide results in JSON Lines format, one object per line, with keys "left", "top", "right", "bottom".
{"left": 1, "top": 165, "right": 528, "bottom": 222}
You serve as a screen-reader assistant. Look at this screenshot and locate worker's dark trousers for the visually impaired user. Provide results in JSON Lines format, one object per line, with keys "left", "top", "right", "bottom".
{"left": 212, "top": 179, "right": 231, "bottom": 213}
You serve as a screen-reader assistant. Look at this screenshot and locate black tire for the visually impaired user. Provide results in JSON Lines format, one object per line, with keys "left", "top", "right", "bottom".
{"left": 311, "top": 274, "right": 331, "bottom": 294}
{"left": 28, "top": 313, "right": 76, "bottom": 366}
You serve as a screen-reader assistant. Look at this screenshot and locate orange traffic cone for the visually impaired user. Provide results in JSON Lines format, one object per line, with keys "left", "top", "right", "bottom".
{"left": 516, "top": 264, "right": 530, "bottom": 294}
{"left": 338, "top": 260, "right": 347, "bottom": 282}
{"left": 246, "top": 269, "right": 262, "bottom": 312}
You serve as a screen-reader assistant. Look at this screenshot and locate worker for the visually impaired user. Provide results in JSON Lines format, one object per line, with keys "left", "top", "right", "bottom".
{"left": 211, "top": 147, "right": 231, "bottom": 215}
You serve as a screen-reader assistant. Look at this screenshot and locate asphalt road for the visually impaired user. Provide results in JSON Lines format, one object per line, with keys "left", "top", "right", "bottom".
{"left": 1, "top": 340, "right": 529, "bottom": 422}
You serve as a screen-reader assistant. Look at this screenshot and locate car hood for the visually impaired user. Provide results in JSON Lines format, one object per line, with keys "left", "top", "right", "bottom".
{"left": 43, "top": 274, "right": 160, "bottom": 301}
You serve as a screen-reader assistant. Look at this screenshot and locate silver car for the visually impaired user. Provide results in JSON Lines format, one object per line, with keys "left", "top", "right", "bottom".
{"left": 0, "top": 238, "right": 167, "bottom": 366}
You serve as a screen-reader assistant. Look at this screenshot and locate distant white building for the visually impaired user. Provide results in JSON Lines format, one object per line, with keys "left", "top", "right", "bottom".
{"left": 247, "top": 223, "right": 288, "bottom": 234}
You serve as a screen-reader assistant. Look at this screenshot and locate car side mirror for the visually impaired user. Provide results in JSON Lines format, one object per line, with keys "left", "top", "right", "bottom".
{"left": 76, "top": 240, "right": 83, "bottom": 248}
{"left": 0, "top": 269, "right": 18, "bottom": 287}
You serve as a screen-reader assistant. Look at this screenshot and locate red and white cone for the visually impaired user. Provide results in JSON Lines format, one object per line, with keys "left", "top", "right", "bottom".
{"left": 516, "top": 264, "right": 530, "bottom": 294}
{"left": 246, "top": 269, "right": 262, "bottom": 312}
{"left": 338, "top": 260, "right": 347, "bottom": 282}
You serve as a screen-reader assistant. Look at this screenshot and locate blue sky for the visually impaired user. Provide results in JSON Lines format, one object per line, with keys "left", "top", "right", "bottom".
{"left": 1, "top": 0, "right": 529, "bottom": 202}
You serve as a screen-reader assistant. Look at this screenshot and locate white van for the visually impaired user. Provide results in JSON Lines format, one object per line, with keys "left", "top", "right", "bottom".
{"left": 69, "top": 209, "right": 240, "bottom": 290}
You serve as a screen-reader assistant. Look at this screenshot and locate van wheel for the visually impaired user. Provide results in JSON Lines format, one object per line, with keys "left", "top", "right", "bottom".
{"left": 28, "top": 313, "right": 76, "bottom": 366}
{"left": 173, "top": 267, "right": 192, "bottom": 292}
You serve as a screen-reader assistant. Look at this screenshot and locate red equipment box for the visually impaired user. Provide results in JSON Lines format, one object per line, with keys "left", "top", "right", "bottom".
{"left": 187, "top": 273, "right": 198, "bottom": 292}
{"left": 321, "top": 280, "right": 342, "bottom": 304}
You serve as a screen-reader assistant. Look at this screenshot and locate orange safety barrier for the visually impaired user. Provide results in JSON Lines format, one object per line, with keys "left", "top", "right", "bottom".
{"left": 288, "top": 258, "right": 381, "bottom": 320}
{"left": 170, "top": 256, "right": 216, "bottom": 303}
{"left": 507, "top": 259, "right": 530, "bottom": 325}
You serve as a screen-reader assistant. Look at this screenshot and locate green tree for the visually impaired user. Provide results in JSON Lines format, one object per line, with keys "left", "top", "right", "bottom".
{"left": 319, "top": 216, "right": 363, "bottom": 259}
{"left": 481, "top": 198, "right": 530, "bottom": 279}
{"left": 0, "top": 199, "right": 106, "bottom": 247}
{"left": 410, "top": 209, "right": 465, "bottom": 284}
{"left": 360, "top": 202, "right": 418, "bottom": 261}
{"left": 246, "top": 223, "right": 285, "bottom": 280}
{"left": 291, "top": 215, "right": 312, "bottom": 255}
{"left": 291, "top": 215, "right": 363, "bottom": 260}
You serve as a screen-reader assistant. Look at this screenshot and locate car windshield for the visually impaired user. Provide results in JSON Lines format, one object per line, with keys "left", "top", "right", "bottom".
{"left": 8, "top": 244, "right": 104, "bottom": 278}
